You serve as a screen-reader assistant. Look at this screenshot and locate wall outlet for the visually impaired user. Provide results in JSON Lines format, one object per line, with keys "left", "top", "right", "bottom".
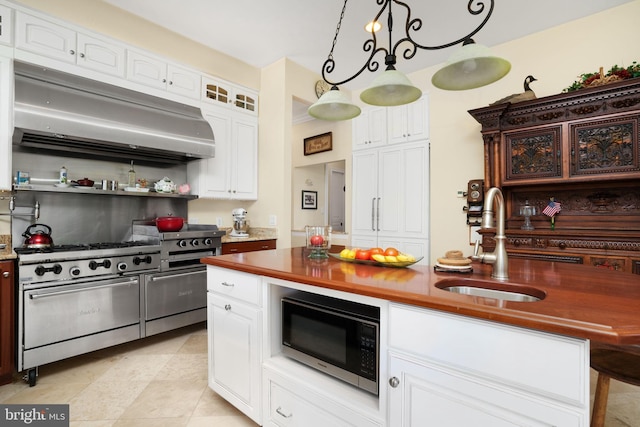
{"left": 269, "top": 215, "right": 277, "bottom": 226}
{"left": 216, "top": 217, "right": 223, "bottom": 227}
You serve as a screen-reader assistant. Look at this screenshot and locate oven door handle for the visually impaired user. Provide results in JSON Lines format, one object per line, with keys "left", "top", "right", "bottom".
{"left": 29, "top": 279, "right": 136, "bottom": 299}
{"left": 150, "top": 270, "right": 204, "bottom": 281}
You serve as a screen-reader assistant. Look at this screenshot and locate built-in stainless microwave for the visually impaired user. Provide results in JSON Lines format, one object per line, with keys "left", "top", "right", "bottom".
{"left": 281, "top": 291, "right": 380, "bottom": 395}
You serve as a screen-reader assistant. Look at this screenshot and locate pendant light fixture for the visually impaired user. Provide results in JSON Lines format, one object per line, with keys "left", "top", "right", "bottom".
{"left": 308, "top": 0, "right": 510, "bottom": 121}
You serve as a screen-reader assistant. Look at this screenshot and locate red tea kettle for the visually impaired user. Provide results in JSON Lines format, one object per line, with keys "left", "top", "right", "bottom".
{"left": 22, "top": 223, "right": 54, "bottom": 248}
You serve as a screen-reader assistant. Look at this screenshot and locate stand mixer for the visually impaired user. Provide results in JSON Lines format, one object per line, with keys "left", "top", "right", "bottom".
{"left": 230, "top": 208, "right": 249, "bottom": 237}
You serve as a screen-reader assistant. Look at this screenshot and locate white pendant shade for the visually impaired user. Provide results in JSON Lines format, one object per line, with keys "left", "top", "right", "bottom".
{"left": 360, "top": 69, "right": 422, "bottom": 106}
{"left": 307, "top": 87, "right": 361, "bottom": 121}
{"left": 432, "top": 41, "right": 511, "bottom": 90}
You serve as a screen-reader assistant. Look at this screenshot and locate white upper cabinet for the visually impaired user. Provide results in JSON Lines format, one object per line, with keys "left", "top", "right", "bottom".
{"left": 187, "top": 106, "right": 258, "bottom": 200}
{"left": 0, "top": 4, "right": 13, "bottom": 46}
{"left": 15, "top": 11, "right": 125, "bottom": 77}
{"left": 0, "top": 55, "right": 13, "bottom": 190}
{"left": 352, "top": 106, "right": 387, "bottom": 150}
{"left": 127, "top": 49, "right": 201, "bottom": 99}
{"left": 387, "top": 96, "right": 429, "bottom": 144}
{"left": 202, "top": 77, "right": 258, "bottom": 115}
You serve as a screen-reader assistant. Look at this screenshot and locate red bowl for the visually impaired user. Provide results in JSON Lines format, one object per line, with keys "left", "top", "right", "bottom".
{"left": 156, "top": 216, "right": 184, "bottom": 232}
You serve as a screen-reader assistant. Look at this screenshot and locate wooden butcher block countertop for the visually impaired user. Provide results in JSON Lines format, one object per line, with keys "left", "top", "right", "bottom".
{"left": 202, "top": 247, "right": 640, "bottom": 345}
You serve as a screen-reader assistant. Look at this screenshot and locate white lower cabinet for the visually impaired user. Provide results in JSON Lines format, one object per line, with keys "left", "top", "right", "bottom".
{"left": 264, "top": 369, "right": 381, "bottom": 427}
{"left": 207, "top": 267, "right": 262, "bottom": 424}
{"left": 387, "top": 303, "right": 590, "bottom": 426}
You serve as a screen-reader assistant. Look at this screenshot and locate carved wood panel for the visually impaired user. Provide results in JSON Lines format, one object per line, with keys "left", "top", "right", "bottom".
{"left": 570, "top": 115, "right": 639, "bottom": 177}
{"left": 504, "top": 126, "right": 562, "bottom": 181}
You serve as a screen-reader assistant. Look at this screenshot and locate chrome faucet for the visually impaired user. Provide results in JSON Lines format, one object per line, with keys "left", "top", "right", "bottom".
{"left": 473, "top": 187, "right": 509, "bottom": 280}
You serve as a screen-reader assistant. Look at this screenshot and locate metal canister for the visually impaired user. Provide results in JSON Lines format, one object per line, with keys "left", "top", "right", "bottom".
{"left": 101, "top": 179, "right": 108, "bottom": 190}
{"left": 110, "top": 180, "right": 118, "bottom": 191}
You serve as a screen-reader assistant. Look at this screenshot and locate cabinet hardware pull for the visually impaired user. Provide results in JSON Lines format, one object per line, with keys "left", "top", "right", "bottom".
{"left": 221, "top": 281, "right": 235, "bottom": 287}
{"left": 79, "top": 52, "right": 85, "bottom": 58}
{"left": 224, "top": 304, "right": 231, "bottom": 311}
{"left": 29, "top": 279, "right": 135, "bottom": 299}
{"left": 69, "top": 49, "right": 75, "bottom": 55}
{"left": 2, "top": 272, "right": 9, "bottom": 278}
{"left": 276, "top": 407, "right": 292, "bottom": 418}
{"left": 377, "top": 197, "right": 381, "bottom": 231}
{"left": 371, "top": 198, "right": 376, "bottom": 231}
{"left": 151, "top": 271, "right": 202, "bottom": 281}
{"left": 389, "top": 376, "right": 400, "bottom": 388}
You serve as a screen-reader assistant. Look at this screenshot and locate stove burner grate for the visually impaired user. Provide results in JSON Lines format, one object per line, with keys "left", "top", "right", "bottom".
{"left": 15, "top": 241, "right": 155, "bottom": 255}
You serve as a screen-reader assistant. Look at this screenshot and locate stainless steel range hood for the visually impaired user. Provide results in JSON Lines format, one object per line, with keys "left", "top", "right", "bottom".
{"left": 13, "top": 62, "right": 214, "bottom": 165}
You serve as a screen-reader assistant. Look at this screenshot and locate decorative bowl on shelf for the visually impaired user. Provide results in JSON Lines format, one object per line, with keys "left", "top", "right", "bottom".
{"left": 305, "top": 225, "right": 331, "bottom": 259}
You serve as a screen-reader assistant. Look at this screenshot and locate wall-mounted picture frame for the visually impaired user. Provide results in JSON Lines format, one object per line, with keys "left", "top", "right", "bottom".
{"left": 302, "top": 190, "right": 318, "bottom": 209}
{"left": 304, "top": 132, "right": 333, "bottom": 156}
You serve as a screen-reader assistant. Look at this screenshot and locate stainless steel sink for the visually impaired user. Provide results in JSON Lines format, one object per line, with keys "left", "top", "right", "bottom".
{"left": 435, "top": 279, "right": 545, "bottom": 302}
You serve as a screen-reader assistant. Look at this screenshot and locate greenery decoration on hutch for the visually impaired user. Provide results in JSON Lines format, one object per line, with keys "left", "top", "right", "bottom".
{"left": 563, "top": 61, "right": 640, "bottom": 92}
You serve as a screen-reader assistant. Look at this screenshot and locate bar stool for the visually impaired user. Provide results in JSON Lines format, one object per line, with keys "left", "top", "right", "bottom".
{"left": 590, "top": 347, "right": 640, "bottom": 427}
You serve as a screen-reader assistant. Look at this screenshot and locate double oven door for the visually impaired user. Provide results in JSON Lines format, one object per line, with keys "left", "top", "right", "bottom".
{"left": 142, "top": 266, "right": 207, "bottom": 336}
{"left": 20, "top": 275, "right": 141, "bottom": 372}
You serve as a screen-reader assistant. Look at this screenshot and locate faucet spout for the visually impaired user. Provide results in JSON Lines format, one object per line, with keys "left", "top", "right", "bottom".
{"left": 473, "top": 187, "right": 509, "bottom": 280}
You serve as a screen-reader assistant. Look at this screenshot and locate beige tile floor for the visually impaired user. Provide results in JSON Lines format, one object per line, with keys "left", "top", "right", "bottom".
{"left": 0, "top": 323, "right": 256, "bottom": 426}
{"left": 1, "top": 323, "right": 639, "bottom": 426}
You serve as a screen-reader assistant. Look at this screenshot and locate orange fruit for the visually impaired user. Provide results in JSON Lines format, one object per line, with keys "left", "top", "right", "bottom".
{"left": 384, "top": 247, "right": 399, "bottom": 256}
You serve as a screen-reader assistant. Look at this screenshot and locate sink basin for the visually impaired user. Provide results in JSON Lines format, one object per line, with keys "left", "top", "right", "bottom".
{"left": 435, "top": 279, "right": 545, "bottom": 302}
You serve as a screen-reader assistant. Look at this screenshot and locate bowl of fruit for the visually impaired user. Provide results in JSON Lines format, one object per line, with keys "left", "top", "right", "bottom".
{"left": 305, "top": 225, "right": 332, "bottom": 259}
{"left": 331, "top": 246, "right": 422, "bottom": 268}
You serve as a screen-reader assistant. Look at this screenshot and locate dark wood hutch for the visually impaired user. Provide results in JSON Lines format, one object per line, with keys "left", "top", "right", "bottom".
{"left": 469, "top": 78, "right": 640, "bottom": 274}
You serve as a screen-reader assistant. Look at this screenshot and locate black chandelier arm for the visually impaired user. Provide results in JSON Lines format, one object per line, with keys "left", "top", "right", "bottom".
{"left": 322, "top": 0, "right": 391, "bottom": 87}
{"left": 403, "top": 0, "right": 495, "bottom": 52}
{"left": 322, "top": 38, "right": 386, "bottom": 87}
{"left": 319, "top": 0, "right": 496, "bottom": 88}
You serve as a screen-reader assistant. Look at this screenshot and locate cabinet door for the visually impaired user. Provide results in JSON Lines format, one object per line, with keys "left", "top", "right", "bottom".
{"left": 0, "top": 55, "right": 12, "bottom": 190}
{"left": 230, "top": 115, "right": 258, "bottom": 200}
{"left": 504, "top": 125, "right": 562, "bottom": 183}
{"left": 353, "top": 107, "right": 387, "bottom": 150}
{"left": 208, "top": 293, "right": 261, "bottom": 423}
{"left": 15, "top": 12, "right": 76, "bottom": 63}
{"left": 167, "top": 64, "right": 200, "bottom": 99}
{"left": 0, "top": 261, "right": 14, "bottom": 385}
{"left": 388, "top": 354, "right": 582, "bottom": 427}
{"left": 388, "top": 97, "right": 428, "bottom": 144}
{"left": 126, "top": 50, "right": 167, "bottom": 90}
{"left": 352, "top": 150, "right": 379, "bottom": 236}
{"left": 0, "top": 5, "right": 13, "bottom": 46}
{"left": 193, "top": 109, "right": 232, "bottom": 198}
{"left": 77, "top": 32, "right": 125, "bottom": 77}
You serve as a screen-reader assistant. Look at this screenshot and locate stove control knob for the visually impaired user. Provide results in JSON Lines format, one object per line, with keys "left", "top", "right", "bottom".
{"left": 89, "top": 261, "right": 98, "bottom": 270}
{"left": 53, "top": 264, "right": 63, "bottom": 274}
{"left": 117, "top": 262, "right": 128, "bottom": 272}
{"left": 70, "top": 267, "right": 81, "bottom": 276}
{"left": 104, "top": 260, "right": 112, "bottom": 268}
{"left": 191, "top": 239, "right": 200, "bottom": 247}
{"left": 204, "top": 238, "right": 212, "bottom": 246}
{"left": 35, "top": 265, "right": 46, "bottom": 276}
{"left": 178, "top": 240, "right": 187, "bottom": 248}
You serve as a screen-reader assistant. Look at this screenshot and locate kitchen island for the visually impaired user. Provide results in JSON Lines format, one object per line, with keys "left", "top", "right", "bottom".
{"left": 202, "top": 248, "right": 640, "bottom": 426}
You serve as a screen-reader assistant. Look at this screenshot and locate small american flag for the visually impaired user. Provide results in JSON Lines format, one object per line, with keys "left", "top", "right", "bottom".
{"left": 542, "top": 200, "right": 561, "bottom": 217}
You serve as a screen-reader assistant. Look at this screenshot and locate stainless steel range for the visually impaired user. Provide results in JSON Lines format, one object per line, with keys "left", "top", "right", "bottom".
{"left": 132, "top": 224, "right": 224, "bottom": 337}
{"left": 16, "top": 241, "right": 161, "bottom": 387}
